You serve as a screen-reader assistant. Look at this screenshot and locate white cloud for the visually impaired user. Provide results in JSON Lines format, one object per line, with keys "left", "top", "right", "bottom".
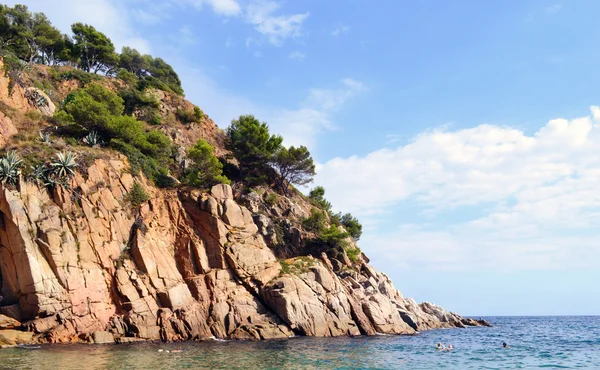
{"left": 545, "top": 4, "right": 562, "bottom": 14}
{"left": 316, "top": 106, "right": 600, "bottom": 271}
{"left": 225, "top": 36, "right": 234, "bottom": 47}
{"left": 331, "top": 25, "right": 350, "bottom": 37}
{"left": 288, "top": 51, "right": 306, "bottom": 60}
{"left": 186, "top": 0, "right": 242, "bottom": 16}
{"left": 245, "top": 1, "right": 309, "bottom": 46}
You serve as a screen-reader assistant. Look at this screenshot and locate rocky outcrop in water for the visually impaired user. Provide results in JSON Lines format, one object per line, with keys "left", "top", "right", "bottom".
{"left": 0, "top": 59, "right": 489, "bottom": 347}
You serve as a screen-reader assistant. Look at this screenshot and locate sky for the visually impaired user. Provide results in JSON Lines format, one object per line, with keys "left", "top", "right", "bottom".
{"left": 8, "top": 0, "right": 600, "bottom": 316}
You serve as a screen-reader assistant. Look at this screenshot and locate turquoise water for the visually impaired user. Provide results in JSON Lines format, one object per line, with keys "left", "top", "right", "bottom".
{"left": 0, "top": 316, "right": 599, "bottom": 369}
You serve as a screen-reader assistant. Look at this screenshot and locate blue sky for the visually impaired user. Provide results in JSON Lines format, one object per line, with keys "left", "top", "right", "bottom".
{"left": 11, "top": 0, "right": 600, "bottom": 315}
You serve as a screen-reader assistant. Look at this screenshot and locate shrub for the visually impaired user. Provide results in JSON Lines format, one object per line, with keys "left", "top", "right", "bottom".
{"left": 345, "top": 247, "right": 361, "bottom": 263}
{"left": 194, "top": 106, "right": 204, "bottom": 121}
{"left": 265, "top": 192, "right": 278, "bottom": 206}
{"left": 308, "top": 186, "right": 332, "bottom": 212}
{"left": 185, "top": 139, "right": 230, "bottom": 188}
{"left": 176, "top": 108, "right": 197, "bottom": 124}
{"left": 126, "top": 181, "right": 149, "bottom": 207}
{"left": 302, "top": 208, "right": 327, "bottom": 233}
{"left": 51, "top": 68, "right": 102, "bottom": 85}
{"left": 341, "top": 213, "right": 363, "bottom": 240}
{"left": 318, "top": 225, "right": 349, "bottom": 249}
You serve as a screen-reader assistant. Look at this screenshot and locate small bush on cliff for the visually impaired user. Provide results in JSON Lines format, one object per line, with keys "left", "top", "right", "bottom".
{"left": 345, "top": 246, "right": 361, "bottom": 263}
{"left": 341, "top": 213, "right": 362, "bottom": 241}
{"left": 302, "top": 208, "right": 327, "bottom": 233}
{"left": 126, "top": 181, "right": 149, "bottom": 207}
{"left": 308, "top": 186, "right": 332, "bottom": 212}
{"left": 176, "top": 108, "right": 197, "bottom": 124}
{"left": 185, "top": 139, "right": 230, "bottom": 188}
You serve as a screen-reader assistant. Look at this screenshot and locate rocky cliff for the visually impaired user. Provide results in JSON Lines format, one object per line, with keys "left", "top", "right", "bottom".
{"left": 0, "top": 62, "right": 489, "bottom": 347}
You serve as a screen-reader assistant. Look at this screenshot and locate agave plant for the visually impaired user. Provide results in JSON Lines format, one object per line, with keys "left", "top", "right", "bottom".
{"left": 0, "top": 151, "right": 23, "bottom": 185}
{"left": 51, "top": 151, "right": 78, "bottom": 179}
{"left": 39, "top": 131, "right": 51, "bottom": 145}
{"left": 82, "top": 131, "right": 101, "bottom": 147}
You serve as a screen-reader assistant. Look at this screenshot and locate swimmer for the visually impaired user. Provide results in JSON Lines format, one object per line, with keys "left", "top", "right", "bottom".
{"left": 444, "top": 344, "right": 453, "bottom": 351}
{"left": 436, "top": 342, "right": 445, "bottom": 350}
{"left": 502, "top": 342, "right": 510, "bottom": 348}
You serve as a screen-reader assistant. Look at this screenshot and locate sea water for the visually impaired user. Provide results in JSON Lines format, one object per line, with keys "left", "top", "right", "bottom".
{"left": 0, "top": 316, "right": 599, "bottom": 369}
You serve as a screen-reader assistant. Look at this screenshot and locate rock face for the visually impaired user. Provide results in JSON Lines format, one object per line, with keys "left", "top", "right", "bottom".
{"left": 0, "top": 162, "right": 488, "bottom": 344}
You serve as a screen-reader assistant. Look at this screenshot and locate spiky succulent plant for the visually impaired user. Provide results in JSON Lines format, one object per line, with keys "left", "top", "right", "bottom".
{"left": 0, "top": 151, "right": 23, "bottom": 185}
{"left": 50, "top": 151, "right": 78, "bottom": 179}
{"left": 39, "top": 130, "right": 51, "bottom": 145}
{"left": 82, "top": 131, "right": 101, "bottom": 146}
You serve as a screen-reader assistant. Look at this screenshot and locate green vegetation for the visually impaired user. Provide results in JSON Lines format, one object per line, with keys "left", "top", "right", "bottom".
{"left": 126, "top": 181, "right": 149, "bottom": 207}
{"left": 265, "top": 191, "right": 278, "bottom": 206}
{"left": 271, "top": 145, "right": 315, "bottom": 195}
{"left": 341, "top": 213, "right": 362, "bottom": 240}
{"left": 0, "top": 151, "right": 23, "bottom": 185}
{"left": 279, "top": 257, "right": 316, "bottom": 276}
{"left": 50, "top": 151, "right": 77, "bottom": 178}
{"left": 71, "top": 22, "right": 118, "bottom": 74}
{"left": 0, "top": 4, "right": 183, "bottom": 94}
{"left": 308, "top": 186, "right": 332, "bottom": 212}
{"left": 56, "top": 83, "right": 174, "bottom": 183}
{"left": 226, "top": 114, "right": 282, "bottom": 183}
{"left": 185, "top": 139, "right": 230, "bottom": 188}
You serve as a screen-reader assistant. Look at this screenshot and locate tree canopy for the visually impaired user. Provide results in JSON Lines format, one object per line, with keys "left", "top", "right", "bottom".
{"left": 271, "top": 145, "right": 315, "bottom": 195}
{"left": 226, "top": 115, "right": 282, "bottom": 182}
{"left": 0, "top": 5, "right": 183, "bottom": 94}
{"left": 71, "top": 22, "right": 118, "bottom": 74}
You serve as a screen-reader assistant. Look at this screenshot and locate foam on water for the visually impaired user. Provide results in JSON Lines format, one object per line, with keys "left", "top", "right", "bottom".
{"left": 0, "top": 316, "right": 599, "bottom": 369}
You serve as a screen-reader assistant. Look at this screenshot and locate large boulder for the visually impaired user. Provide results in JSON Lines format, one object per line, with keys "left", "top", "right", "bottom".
{"left": 0, "top": 315, "right": 21, "bottom": 330}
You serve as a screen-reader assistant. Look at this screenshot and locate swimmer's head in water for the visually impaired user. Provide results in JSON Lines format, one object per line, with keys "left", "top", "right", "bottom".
{"left": 503, "top": 342, "right": 508, "bottom": 347}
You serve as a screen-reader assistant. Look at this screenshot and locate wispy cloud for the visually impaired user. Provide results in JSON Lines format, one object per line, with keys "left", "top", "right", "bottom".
{"left": 288, "top": 51, "right": 306, "bottom": 60}
{"left": 245, "top": 1, "right": 309, "bottom": 46}
{"left": 545, "top": 4, "right": 562, "bottom": 14}
{"left": 331, "top": 25, "right": 350, "bottom": 37}
{"left": 178, "top": 25, "right": 197, "bottom": 45}
{"left": 186, "top": 0, "right": 242, "bottom": 16}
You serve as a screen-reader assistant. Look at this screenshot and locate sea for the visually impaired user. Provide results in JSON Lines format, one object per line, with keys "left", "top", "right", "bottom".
{"left": 0, "top": 316, "right": 599, "bottom": 369}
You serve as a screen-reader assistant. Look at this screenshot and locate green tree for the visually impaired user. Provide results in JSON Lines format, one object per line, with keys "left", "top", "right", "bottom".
{"left": 341, "top": 213, "right": 362, "bottom": 240}
{"left": 71, "top": 22, "right": 118, "bottom": 74}
{"left": 308, "top": 186, "right": 332, "bottom": 212}
{"left": 119, "top": 46, "right": 147, "bottom": 76}
{"left": 226, "top": 115, "right": 282, "bottom": 182}
{"left": 271, "top": 145, "right": 315, "bottom": 195}
{"left": 186, "top": 139, "right": 230, "bottom": 188}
